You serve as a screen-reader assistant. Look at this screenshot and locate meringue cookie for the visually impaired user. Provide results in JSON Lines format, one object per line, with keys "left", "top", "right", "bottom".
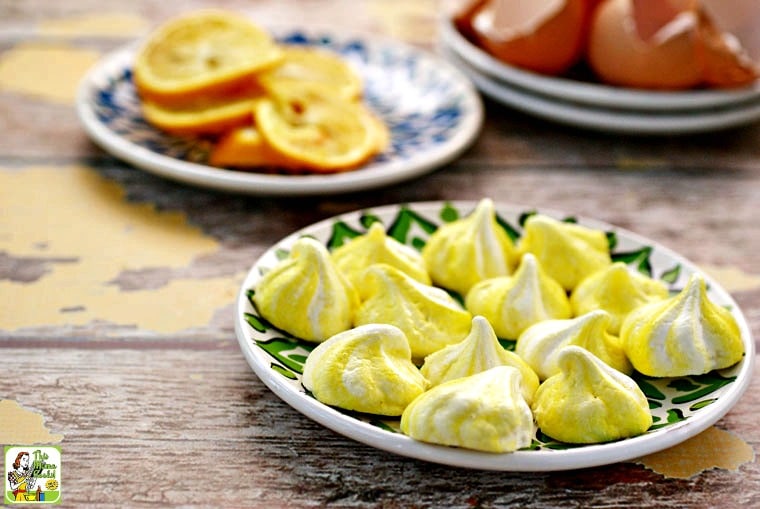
{"left": 532, "top": 346, "right": 652, "bottom": 444}
{"left": 621, "top": 273, "right": 744, "bottom": 377}
{"left": 253, "top": 237, "right": 358, "bottom": 342}
{"left": 401, "top": 366, "right": 534, "bottom": 453}
{"left": 331, "top": 222, "right": 430, "bottom": 287}
{"left": 465, "top": 253, "right": 571, "bottom": 339}
{"left": 302, "top": 324, "right": 428, "bottom": 416}
{"left": 516, "top": 310, "right": 632, "bottom": 380}
{"left": 571, "top": 262, "right": 669, "bottom": 334}
{"left": 421, "top": 316, "right": 539, "bottom": 403}
{"left": 422, "top": 198, "right": 518, "bottom": 296}
{"left": 519, "top": 214, "right": 611, "bottom": 291}
{"left": 354, "top": 263, "right": 473, "bottom": 359}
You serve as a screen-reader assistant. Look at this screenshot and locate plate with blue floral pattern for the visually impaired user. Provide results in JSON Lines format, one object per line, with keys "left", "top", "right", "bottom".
{"left": 234, "top": 200, "right": 754, "bottom": 471}
{"left": 77, "top": 28, "right": 483, "bottom": 195}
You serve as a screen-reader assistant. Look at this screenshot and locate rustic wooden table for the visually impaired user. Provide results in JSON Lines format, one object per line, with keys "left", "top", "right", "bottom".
{"left": 2, "top": 1, "right": 759, "bottom": 507}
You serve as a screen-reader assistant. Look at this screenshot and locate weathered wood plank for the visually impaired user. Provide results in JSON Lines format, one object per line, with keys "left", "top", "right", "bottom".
{"left": 2, "top": 0, "right": 760, "bottom": 506}
{"left": 1, "top": 347, "right": 758, "bottom": 507}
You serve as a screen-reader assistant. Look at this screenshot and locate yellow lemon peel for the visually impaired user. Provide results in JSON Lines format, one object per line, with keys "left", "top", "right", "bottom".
{"left": 254, "top": 82, "right": 384, "bottom": 173}
{"left": 208, "top": 125, "right": 299, "bottom": 168}
{"left": 139, "top": 87, "right": 265, "bottom": 135}
{"left": 134, "top": 10, "right": 283, "bottom": 103}
{"left": 258, "top": 45, "right": 363, "bottom": 102}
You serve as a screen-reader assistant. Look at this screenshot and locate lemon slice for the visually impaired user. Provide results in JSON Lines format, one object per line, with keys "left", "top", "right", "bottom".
{"left": 258, "top": 46, "right": 363, "bottom": 101}
{"left": 134, "top": 10, "right": 283, "bottom": 103}
{"left": 141, "top": 83, "right": 265, "bottom": 135}
{"left": 254, "top": 82, "right": 385, "bottom": 172}
{"left": 210, "top": 114, "right": 387, "bottom": 171}
{"left": 209, "top": 126, "right": 302, "bottom": 169}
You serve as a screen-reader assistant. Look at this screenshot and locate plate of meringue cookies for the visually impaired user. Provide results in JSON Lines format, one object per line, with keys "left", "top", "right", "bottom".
{"left": 234, "top": 199, "right": 753, "bottom": 471}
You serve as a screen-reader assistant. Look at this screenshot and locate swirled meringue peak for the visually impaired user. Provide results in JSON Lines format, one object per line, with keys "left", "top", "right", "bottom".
{"left": 253, "top": 237, "right": 358, "bottom": 342}
{"left": 465, "top": 253, "right": 571, "bottom": 340}
{"left": 621, "top": 273, "right": 744, "bottom": 377}
{"left": 519, "top": 214, "right": 611, "bottom": 291}
{"left": 302, "top": 324, "right": 428, "bottom": 416}
{"left": 422, "top": 198, "right": 517, "bottom": 296}
{"left": 331, "top": 222, "right": 430, "bottom": 287}
{"left": 571, "top": 262, "right": 669, "bottom": 335}
{"left": 421, "top": 316, "right": 539, "bottom": 403}
{"left": 401, "top": 366, "right": 534, "bottom": 453}
{"left": 516, "top": 310, "right": 632, "bottom": 381}
{"left": 354, "top": 264, "right": 473, "bottom": 359}
{"left": 532, "top": 346, "right": 652, "bottom": 444}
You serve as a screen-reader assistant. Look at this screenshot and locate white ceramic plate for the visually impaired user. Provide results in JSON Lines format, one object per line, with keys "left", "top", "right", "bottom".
{"left": 76, "top": 27, "right": 483, "bottom": 196}
{"left": 235, "top": 200, "right": 754, "bottom": 471}
{"left": 439, "top": 18, "right": 760, "bottom": 113}
{"left": 441, "top": 43, "right": 760, "bottom": 135}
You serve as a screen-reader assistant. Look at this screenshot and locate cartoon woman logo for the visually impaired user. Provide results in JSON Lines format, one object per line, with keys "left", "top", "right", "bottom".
{"left": 7, "top": 451, "right": 36, "bottom": 502}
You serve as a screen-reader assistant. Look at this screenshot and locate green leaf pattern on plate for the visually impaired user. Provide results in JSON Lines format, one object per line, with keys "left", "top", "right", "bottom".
{"left": 326, "top": 221, "right": 364, "bottom": 250}
{"left": 242, "top": 202, "right": 744, "bottom": 451}
{"left": 386, "top": 206, "right": 438, "bottom": 246}
{"left": 611, "top": 246, "right": 654, "bottom": 277}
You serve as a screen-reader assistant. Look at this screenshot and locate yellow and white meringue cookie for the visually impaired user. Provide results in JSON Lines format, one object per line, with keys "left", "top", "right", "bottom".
{"left": 532, "top": 346, "right": 652, "bottom": 444}
{"left": 571, "top": 262, "right": 669, "bottom": 334}
{"left": 516, "top": 310, "right": 632, "bottom": 380}
{"left": 354, "top": 263, "right": 473, "bottom": 359}
{"left": 465, "top": 253, "right": 571, "bottom": 339}
{"left": 331, "top": 222, "right": 430, "bottom": 287}
{"left": 401, "top": 366, "right": 534, "bottom": 453}
{"left": 253, "top": 237, "right": 358, "bottom": 342}
{"left": 302, "top": 324, "right": 428, "bottom": 416}
{"left": 519, "top": 214, "right": 611, "bottom": 291}
{"left": 421, "top": 316, "right": 539, "bottom": 403}
{"left": 422, "top": 198, "right": 518, "bottom": 296}
{"left": 621, "top": 273, "right": 744, "bottom": 377}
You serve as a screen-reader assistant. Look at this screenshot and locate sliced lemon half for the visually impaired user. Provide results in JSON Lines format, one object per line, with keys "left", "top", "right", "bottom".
{"left": 258, "top": 46, "right": 363, "bottom": 101}
{"left": 134, "top": 10, "right": 283, "bottom": 104}
{"left": 254, "top": 82, "right": 385, "bottom": 173}
{"left": 209, "top": 126, "right": 303, "bottom": 170}
{"left": 140, "top": 81, "right": 265, "bottom": 135}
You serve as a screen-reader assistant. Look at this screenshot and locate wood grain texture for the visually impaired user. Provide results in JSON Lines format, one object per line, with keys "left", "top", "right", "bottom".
{"left": 2, "top": 0, "right": 760, "bottom": 506}
{"left": 2, "top": 347, "right": 759, "bottom": 508}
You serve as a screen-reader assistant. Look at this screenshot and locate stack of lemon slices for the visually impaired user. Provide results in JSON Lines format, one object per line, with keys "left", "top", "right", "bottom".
{"left": 133, "top": 10, "right": 389, "bottom": 174}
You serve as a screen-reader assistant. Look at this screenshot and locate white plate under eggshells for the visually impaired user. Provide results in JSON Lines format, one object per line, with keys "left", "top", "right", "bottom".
{"left": 439, "top": 17, "right": 760, "bottom": 113}
{"left": 234, "top": 200, "right": 754, "bottom": 471}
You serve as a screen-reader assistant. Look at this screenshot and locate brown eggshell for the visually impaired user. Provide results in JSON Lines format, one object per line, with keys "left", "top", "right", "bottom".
{"left": 471, "top": 0, "right": 588, "bottom": 75}
{"left": 452, "top": 0, "right": 489, "bottom": 42}
{"left": 695, "top": 8, "right": 759, "bottom": 88}
{"left": 587, "top": 0, "right": 703, "bottom": 89}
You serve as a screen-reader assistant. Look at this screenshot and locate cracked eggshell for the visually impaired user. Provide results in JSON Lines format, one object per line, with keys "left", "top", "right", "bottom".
{"left": 470, "top": 0, "right": 590, "bottom": 75}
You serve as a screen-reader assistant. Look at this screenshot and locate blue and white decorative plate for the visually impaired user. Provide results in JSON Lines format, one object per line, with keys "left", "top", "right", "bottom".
{"left": 235, "top": 201, "right": 754, "bottom": 471}
{"left": 76, "top": 28, "right": 483, "bottom": 196}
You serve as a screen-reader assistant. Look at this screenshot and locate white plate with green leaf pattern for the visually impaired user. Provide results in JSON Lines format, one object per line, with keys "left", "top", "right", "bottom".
{"left": 234, "top": 201, "right": 754, "bottom": 471}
